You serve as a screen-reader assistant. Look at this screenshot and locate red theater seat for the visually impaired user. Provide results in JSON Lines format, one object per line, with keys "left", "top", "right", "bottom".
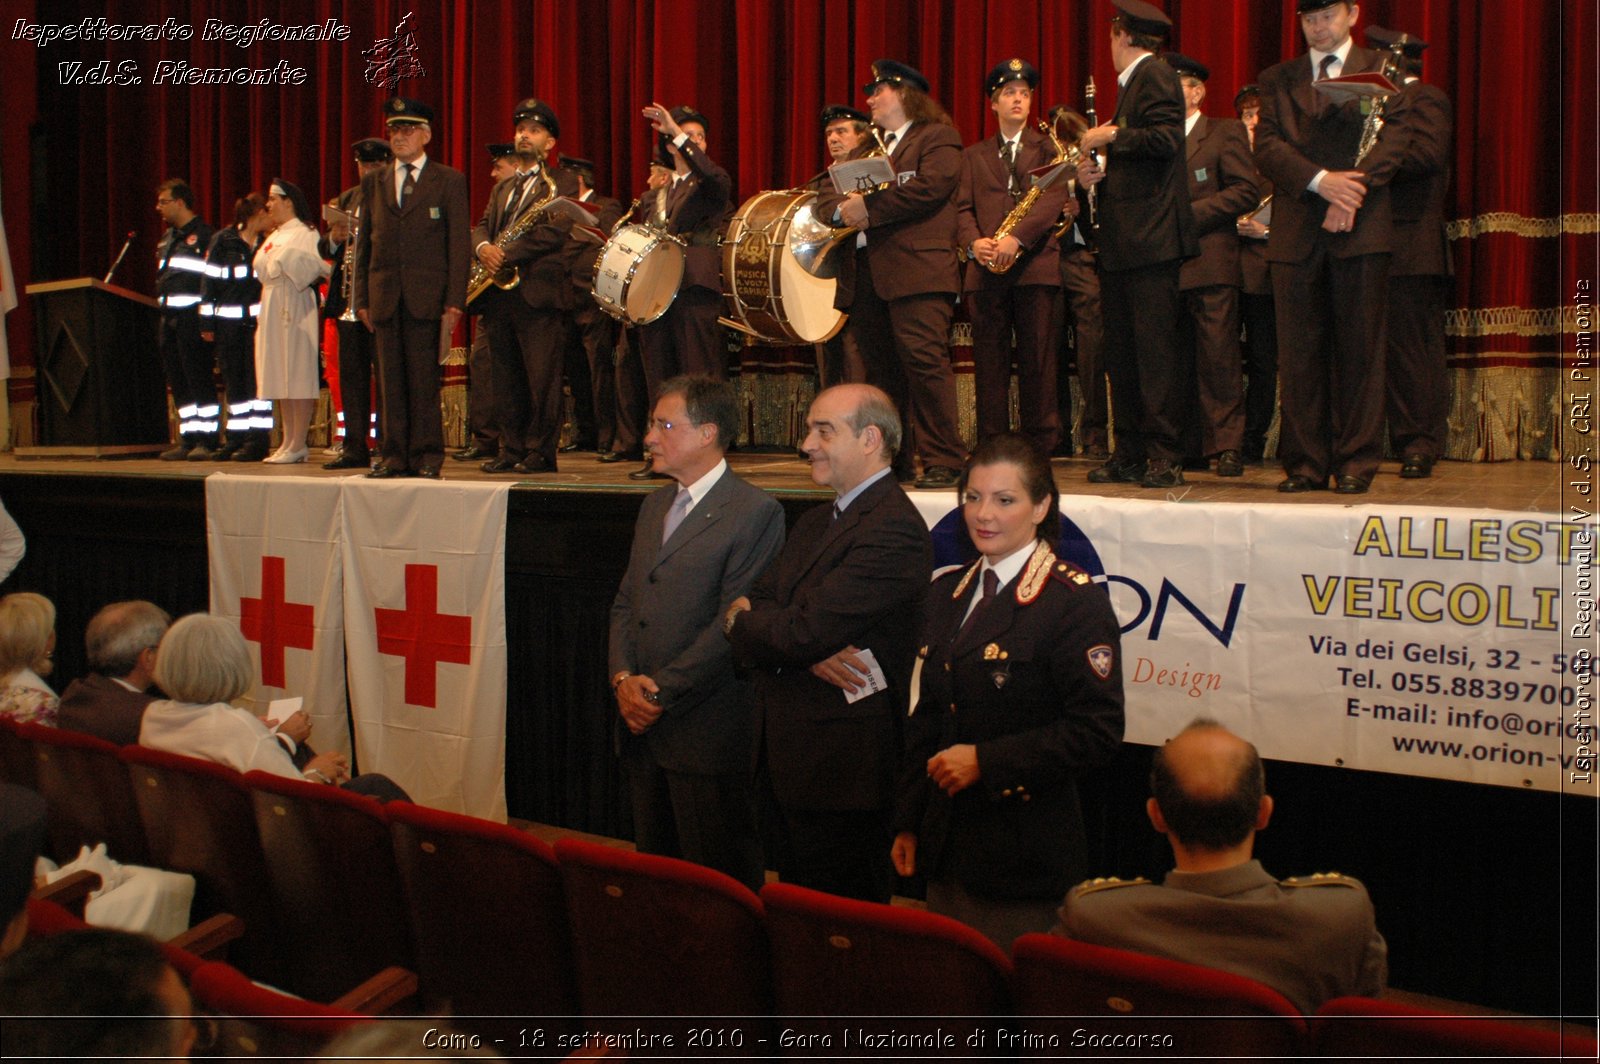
{"left": 387, "top": 800, "right": 579, "bottom": 1028}
{"left": 555, "top": 838, "right": 772, "bottom": 1049}
{"left": 1010, "top": 933, "right": 1306, "bottom": 1057}
{"left": 188, "top": 960, "right": 415, "bottom": 1058}
{"left": 0, "top": 716, "right": 38, "bottom": 789}
{"left": 1312, "top": 995, "right": 1598, "bottom": 1059}
{"left": 761, "top": 882, "right": 1013, "bottom": 1055}
{"left": 20, "top": 722, "right": 151, "bottom": 864}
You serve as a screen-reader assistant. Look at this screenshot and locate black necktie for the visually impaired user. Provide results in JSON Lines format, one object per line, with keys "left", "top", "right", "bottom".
{"left": 1317, "top": 54, "right": 1337, "bottom": 81}
{"left": 958, "top": 569, "right": 1001, "bottom": 639}
{"left": 400, "top": 163, "right": 416, "bottom": 206}
{"left": 507, "top": 171, "right": 532, "bottom": 220}
{"left": 1002, "top": 139, "right": 1020, "bottom": 196}
{"left": 883, "top": 131, "right": 898, "bottom": 153}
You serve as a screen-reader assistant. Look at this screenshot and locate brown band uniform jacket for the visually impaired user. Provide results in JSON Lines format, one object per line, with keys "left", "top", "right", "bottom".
{"left": 609, "top": 471, "right": 786, "bottom": 774}
{"left": 817, "top": 121, "right": 964, "bottom": 307}
{"left": 1388, "top": 81, "right": 1452, "bottom": 279}
{"left": 566, "top": 193, "right": 627, "bottom": 297}
{"left": 896, "top": 549, "right": 1124, "bottom": 902}
{"left": 956, "top": 128, "right": 1071, "bottom": 292}
{"left": 354, "top": 158, "right": 470, "bottom": 321}
{"left": 1095, "top": 56, "right": 1199, "bottom": 274}
{"left": 471, "top": 166, "right": 578, "bottom": 312}
{"left": 729, "top": 473, "right": 932, "bottom": 813}
{"left": 1179, "top": 115, "right": 1259, "bottom": 291}
{"left": 1252, "top": 45, "right": 1410, "bottom": 263}
{"left": 654, "top": 140, "right": 733, "bottom": 295}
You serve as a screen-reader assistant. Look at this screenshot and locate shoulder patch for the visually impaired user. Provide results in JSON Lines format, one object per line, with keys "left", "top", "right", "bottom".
{"left": 1282, "top": 872, "right": 1362, "bottom": 889}
{"left": 1071, "top": 875, "right": 1151, "bottom": 897}
{"left": 1086, "top": 644, "right": 1115, "bottom": 680}
{"left": 1051, "top": 559, "right": 1093, "bottom": 587}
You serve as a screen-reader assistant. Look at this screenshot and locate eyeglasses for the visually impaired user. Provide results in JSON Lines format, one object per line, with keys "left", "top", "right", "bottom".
{"left": 156, "top": 197, "right": 177, "bottom": 206}
{"left": 387, "top": 125, "right": 424, "bottom": 137}
{"left": 648, "top": 417, "right": 695, "bottom": 433}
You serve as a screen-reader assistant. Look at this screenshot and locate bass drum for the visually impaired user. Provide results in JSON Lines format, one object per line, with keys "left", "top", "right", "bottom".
{"left": 593, "top": 224, "right": 685, "bottom": 325}
{"left": 721, "top": 190, "right": 845, "bottom": 345}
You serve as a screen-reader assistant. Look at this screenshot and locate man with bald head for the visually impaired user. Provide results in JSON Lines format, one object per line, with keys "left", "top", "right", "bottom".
{"left": 1054, "top": 718, "right": 1387, "bottom": 1014}
{"left": 56, "top": 601, "right": 172, "bottom": 747}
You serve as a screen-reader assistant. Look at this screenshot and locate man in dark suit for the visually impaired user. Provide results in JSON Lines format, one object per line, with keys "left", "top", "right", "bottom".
{"left": 56, "top": 601, "right": 170, "bottom": 747}
{"left": 1253, "top": 0, "right": 1409, "bottom": 494}
{"left": 1234, "top": 85, "right": 1279, "bottom": 464}
{"left": 559, "top": 156, "right": 626, "bottom": 457}
{"left": 323, "top": 138, "right": 393, "bottom": 471}
{"left": 725, "top": 384, "right": 933, "bottom": 902}
{"left": 1369, "top": 27, "right": 1453, "bottom": 480}
{"left": 958, "top": 59, "right": 1072, "bottom": 455}
{"left": 818, "top": 61, "right": 967, "bottom": 490}
{"left": 629, "top": 105, "right": 732, "bottom": 482}
{"left": 353, "top": 97, "right": 471, "bottom": 479}
{"left": 472, "top": 98, "right": 578, "bottom": 476}
{"left": 451, "top": 143, "right": 521, "bottom": 468}
{"left": 609, "top": 376, "right": 786, "bottom": 891}
{"left": 1076, "top": 0, "right": 1199, "bottom": 489}
{"left": 1051, "top": 109, "right": 1109, "bottom": 460}
{"left": 1167, "top": 54, "right": 1259, "bottom": 478}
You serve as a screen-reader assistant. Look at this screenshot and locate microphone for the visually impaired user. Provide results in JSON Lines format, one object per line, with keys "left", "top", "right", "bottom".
{"left": 104, "top": 230, "right": 136, "bottom": 284}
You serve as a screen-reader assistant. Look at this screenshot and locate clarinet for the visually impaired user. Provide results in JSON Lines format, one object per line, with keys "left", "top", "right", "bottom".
{"left": 1085, "top": 76, "right": 1101, "bottom": 231}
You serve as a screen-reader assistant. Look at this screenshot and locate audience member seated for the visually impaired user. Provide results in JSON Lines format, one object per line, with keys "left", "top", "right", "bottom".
{"left": 57, "top": 601, "right": 171, "bottom": 746}
{"left": 0, "top": 928, "right": 198, "bottom": 1058}
{"left": 1053, "top": 717, "right": 1387, "bottom": 1014}
{"left": 140, "top": 613, "right": 410, "bottom": 802}
{"left": 0, "top": 592, "right": 59, "bottom": 725}
{"left": 1, "top": 784, "right": 47, "bottom": 961}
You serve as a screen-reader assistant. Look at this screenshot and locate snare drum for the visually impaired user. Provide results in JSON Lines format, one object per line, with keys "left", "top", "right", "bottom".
{"left": 593, "top": 224, "right": 685, "bottom": 325}
{"left": 721, "top": 190, "right": 845, "bottom": 346}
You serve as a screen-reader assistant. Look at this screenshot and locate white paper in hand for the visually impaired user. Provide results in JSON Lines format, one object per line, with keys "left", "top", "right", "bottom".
{"left": 842, "top": 647, "right": 889, "bottom": 704}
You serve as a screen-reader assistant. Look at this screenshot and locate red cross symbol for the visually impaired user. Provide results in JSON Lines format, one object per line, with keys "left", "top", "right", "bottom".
{"left": 238, "top": 556, "right": 315, "bottom": 688}
{"left": 374, "top": 564, "right": 472, "bottom": 708}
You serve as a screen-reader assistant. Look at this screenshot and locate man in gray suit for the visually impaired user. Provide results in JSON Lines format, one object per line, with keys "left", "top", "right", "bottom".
{"left": 608, "top": 375, "right": 786, "bottom": 891}
{"left": 354, "top": 97, "right": 471, "bottom": 479}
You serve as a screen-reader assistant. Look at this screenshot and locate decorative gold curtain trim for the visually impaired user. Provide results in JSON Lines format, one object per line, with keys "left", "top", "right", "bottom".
{"left": 1445, "top": 305, "right": 1590, "bottom": 337}
{"left": 1445, "top": 212, "right": 1600, "bottom": 240}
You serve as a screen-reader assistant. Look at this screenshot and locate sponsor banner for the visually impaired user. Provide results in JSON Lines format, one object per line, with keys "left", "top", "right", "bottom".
{"left": 908, "top": 493, "right": 1594, "bottom": 796}
{"left": 341, "top": 480, "right": 509, "bottom": 819}
{"left": 205, "top": 474, "right": 350, "bottom": 755}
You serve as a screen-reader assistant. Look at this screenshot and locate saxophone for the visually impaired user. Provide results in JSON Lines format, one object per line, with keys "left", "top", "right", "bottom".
{"left": 465, "top": 156, "right": 560, "bottom": 306}
{"left": 984, "top": 119, "right": 1073, "bottom": 274}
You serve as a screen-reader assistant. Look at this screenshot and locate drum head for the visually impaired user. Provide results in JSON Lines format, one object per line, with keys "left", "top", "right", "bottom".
{"left": 776, "top": 247, "right": 844, "bottom": 344}
{"left": 625, "top": 237, "right": 684, "bottom": 324}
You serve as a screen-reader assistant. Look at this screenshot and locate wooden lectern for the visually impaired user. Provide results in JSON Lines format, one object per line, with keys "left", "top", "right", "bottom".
{"left": 20, "top": 278, "right": 169, "bottom": 456}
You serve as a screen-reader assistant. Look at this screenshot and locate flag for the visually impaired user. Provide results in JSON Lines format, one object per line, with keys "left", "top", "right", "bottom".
{"left": 341, "top": 479, "right": 509, "bottom": 819}
{"left": 206, "top": 474, "right": 351, "bottom": 755}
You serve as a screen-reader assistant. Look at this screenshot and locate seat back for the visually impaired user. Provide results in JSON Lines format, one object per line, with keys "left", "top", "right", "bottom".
{"left": 555, "top": 838, "right": 772, "bottom": 1048}
{"left": 1313, "top": 996, "right": 1598, "bottom": 1059}
{"left": 761, "top": 882, "right": 1013, "bottom": 1053}
{"left": 1010, "top": 933, "right": 1306, "bottom": 1057}
{"left": 244, "top": 771, "right": 413, "bottom": 1003}
{"left": 388, "top": 801, "right": 580, "bottom": 1031}
{"left": 188, "top": 960, "right": 372, "bottom": 1058}
{"left": 22, "top": 723, "right": 151, "bottom": 864}
{"left": 0, "top": 716, "right": 38, "bottom": 789}
{"left": 120, "top": 745, "right": 282, "bottom": 983}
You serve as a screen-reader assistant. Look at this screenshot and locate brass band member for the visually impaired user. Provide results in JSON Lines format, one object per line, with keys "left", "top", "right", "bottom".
{"left": 1051, "top": 108, "right": 1109, "bottom": 460}
{"left": 1233, "top": 85, "right": 1279, "bottom": 465}
{"left": 957, "top": 58, "right": 1072, "bottom": 454}
{"left": 472, "top": 98, "right": 577, "bottom": 475}
{"left": 818, "top": 60, "right": 966, "bottom": 490}
{"left": 810, "top": 104, "right": 873, "bottom": 388}
{"left": 601, "top": 159, "right": 676, "bottom": 470}
{"left": 452, "top": 143, "right": 520, "bottom": 467}
{"left": 323, "top": 137, "right": 393, "bottom": 471}
{"left": 559, "top": 156, "right": 627, "bottom": 457}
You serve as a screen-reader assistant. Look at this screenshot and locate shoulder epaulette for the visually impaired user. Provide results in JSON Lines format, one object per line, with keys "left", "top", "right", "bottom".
{"left": 1071, "top": 875, "right": 1152, "bottom": 897}
{"left": 1281, "top": 871, "right": 1361, "bottom": 889}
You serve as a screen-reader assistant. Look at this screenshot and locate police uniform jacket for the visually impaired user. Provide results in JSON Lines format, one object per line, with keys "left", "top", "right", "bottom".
{"left": 1253, "top": 45, "right": 1411, "bottom": 263}
{"left": 200, "top": 227, "right": 261, "bottom": 329}
{"left": 1094, "top": 55, "right": 1199, "bottom": 274}
{"left": 1056, "top": 859, "right": 1388, "bottom": 1015}
{"left": 896, "top": 542, "right": 1124, "bottom": 902}
{"left": 471, "top": 164, "right": 578, "bottom": 312}
{"left": 956, "top": 127, "right": 1071, "bottom": 292}
{"left": 157, "top": 216, "right": 215, "bottom": 313}
{"left": 1388, "top": 81, "right": 1452, "bottom": 278}
{"left": 1179, "top": 115, "right": 1259, "bottom": 291}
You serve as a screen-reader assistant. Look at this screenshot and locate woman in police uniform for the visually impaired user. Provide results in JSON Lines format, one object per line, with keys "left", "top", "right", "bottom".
{"left": 892, "top": 433, "right": 1125, "bottom": 947}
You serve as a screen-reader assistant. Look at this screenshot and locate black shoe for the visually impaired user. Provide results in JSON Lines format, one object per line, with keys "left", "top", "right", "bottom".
{"left": 1278, "top": 475, "right": 1328, "bottom": 493}
{"left": 367, "top": 465, "right": 414, "bottom": 479}
{"left": 1334, "top": 474, "right": 1370, "bottom": 495}
{"left": 159, "top": 444, "right": 190, "bottom": 461}
{"left": 214, "top": 441, "right": 241, "bottom": 461}
{"left": 598, "top": 449, "right": 641, "bottom": 464}
{"left": 1399, "top": 453, "right": 1434, "bottom": 479}
{"left": 1216, "top": 450, "right": 1244, "bottom": 478}
{"left": 558, "top": 439, "right": 595, "bottom": 454}
{"left": 480, "top": 456, "right": 521, "bottom": 474}
{"left": 514, "top": 456, "right": 553, "bottom": 474}
{"left": 416, "top": 466, "right": 443, "bottom": 479}
{"left": 1088, "top": 457, "right": 1142, "bottom": 484}
{"left": 913, "top": 466, "right": 961, "bottom": 490}
{"left": 323, "top": 453, "right": 371, "bottom": 471}
{"left": 628, "top": 462, "right": 666, "bottom": 481}
{"left": 1140, "top": 459, "right": 1185, "bottom": 489}
{"left": 230, "top": 440, "right": 270, "bottom": 462}
{"left": 186, "top": 445, "right": 219, "bottom": 462}
{"left": 452, "top": 444, "right": 495, "bottom": 462}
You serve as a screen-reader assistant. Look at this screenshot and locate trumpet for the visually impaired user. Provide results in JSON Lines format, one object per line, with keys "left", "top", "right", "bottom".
{"left": 337, "top": 205, "right": 360, "bottom": 323}
{"left": 788, "top": 126, "right": 898, "bottom": 277}
{"left": 465, "top": 153, "right": 560, "bottom": 305}
{"left": 983, "top": 117, "right": 1075, "bottom": 274}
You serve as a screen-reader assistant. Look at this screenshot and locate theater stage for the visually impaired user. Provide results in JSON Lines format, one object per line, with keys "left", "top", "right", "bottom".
{"left": 0, "top": 451, "right": 1589, "bottom": 1018}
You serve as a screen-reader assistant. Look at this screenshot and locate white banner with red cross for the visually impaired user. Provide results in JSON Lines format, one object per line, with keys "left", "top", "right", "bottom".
{"left": 205, "top": 475, "right": 350, "bottom": 756}
{"left": 340, "top": 480, "right": 509, "bottom": 819}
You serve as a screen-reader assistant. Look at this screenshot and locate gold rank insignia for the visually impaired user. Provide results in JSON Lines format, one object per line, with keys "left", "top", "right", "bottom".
{"left": 1283, "top": 872, "right": 1359, "bottom": 888}
{"left": 1009, "top": 58, "right": 1023, "bottom": 71}
{"left": 983, "top": 643, "right": 1001, "bottom": 660}
{"left": 1073, "top": 876, "right": 1151, "bottom": 896}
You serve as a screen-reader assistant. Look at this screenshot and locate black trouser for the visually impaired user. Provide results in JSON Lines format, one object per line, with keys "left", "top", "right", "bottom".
{"left": 159, "top": 310, "right": 218, "bottom": 445}
{"left": 1100, "top": 259, "right": 1188, "bottom": 465}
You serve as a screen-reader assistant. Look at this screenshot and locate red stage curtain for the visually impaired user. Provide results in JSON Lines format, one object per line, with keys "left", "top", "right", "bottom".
{"left": 0, "top": 0, "right": 1587, "bottom": 456}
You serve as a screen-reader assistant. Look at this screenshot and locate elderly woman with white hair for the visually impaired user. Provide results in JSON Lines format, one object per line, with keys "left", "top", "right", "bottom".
{"left": 0, "top": 592, "right": 60, "bottom": 725}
